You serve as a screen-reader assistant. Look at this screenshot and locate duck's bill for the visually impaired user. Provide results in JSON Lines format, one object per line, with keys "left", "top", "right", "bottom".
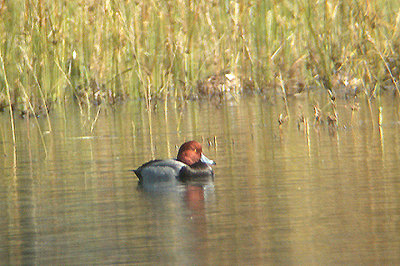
{"left": 201, "top": 153, "right": 216, "bottom": 165}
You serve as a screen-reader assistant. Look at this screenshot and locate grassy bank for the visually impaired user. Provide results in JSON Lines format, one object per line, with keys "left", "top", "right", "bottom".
{"left": 1, "top": 0, "right": 400, "bottom": 113}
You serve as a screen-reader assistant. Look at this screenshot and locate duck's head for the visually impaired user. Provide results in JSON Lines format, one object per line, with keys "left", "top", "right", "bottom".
{"left": 177, "top": 141, "right": 215, "bottom": 166}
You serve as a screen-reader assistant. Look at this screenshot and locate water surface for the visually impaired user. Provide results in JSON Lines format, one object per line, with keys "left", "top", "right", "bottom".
{"left": 1, "top": 95, "right": 399, "bottom": 264}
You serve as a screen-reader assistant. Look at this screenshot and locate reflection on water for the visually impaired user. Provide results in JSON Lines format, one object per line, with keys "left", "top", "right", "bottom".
{"left": 0, "top": 95, "right": 400, "bottom": 264}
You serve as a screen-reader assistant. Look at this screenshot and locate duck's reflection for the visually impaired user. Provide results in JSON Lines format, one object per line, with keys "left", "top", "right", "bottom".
{"left": 137, "top": 180, "right": 214, "bottom": 264}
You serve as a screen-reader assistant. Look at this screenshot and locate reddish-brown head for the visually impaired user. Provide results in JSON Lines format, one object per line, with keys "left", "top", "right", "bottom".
{"left": 177, "top": 141, "right": 203, "bottom": 166}
{"left": 177, "top": 141, "right": 215, "bottom": 166}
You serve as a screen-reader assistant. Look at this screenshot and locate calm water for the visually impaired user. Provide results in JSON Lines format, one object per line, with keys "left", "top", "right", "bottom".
{"left": 1, "top": 95, "right": 400, "bottom": 265}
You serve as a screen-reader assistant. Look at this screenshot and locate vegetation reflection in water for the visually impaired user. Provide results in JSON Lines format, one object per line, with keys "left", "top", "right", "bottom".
{"left": 0, "top": 95, "right": 400, "bottom": 264}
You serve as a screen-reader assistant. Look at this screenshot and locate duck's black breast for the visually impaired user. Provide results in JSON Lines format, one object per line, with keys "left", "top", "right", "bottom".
{"left": 178, "top": 162, "right": 214, "bottom": 182}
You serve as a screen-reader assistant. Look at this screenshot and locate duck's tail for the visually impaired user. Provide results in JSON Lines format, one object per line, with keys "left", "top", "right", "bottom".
{"left": 130, "top": 169, "right": 141, "bottom": 181}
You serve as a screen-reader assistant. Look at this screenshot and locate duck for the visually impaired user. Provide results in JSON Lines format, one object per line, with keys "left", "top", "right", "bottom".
{"left": 133, "top": 141, "right": 216, "bottom": 186}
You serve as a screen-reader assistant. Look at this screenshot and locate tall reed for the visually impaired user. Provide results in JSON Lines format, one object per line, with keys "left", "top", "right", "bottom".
{"left": 0, "top": 0, "right": 399, "bottom": 110}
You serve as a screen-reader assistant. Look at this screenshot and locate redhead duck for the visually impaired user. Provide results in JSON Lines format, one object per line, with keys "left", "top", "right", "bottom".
{"left": 133, "top": 141, "right": 215, "bottom": 185}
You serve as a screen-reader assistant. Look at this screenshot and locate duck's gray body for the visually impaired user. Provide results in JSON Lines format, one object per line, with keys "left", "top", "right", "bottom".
{"left": 134, "top": 154, "right": 215, "bottom": 187}
{"left": 134, "top": 159, "right": 186, "bottom": 185}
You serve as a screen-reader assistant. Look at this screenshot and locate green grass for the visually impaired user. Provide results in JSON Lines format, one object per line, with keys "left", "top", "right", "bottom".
{"left": 1, "top": 0, "right": 400, "bottom": 112}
